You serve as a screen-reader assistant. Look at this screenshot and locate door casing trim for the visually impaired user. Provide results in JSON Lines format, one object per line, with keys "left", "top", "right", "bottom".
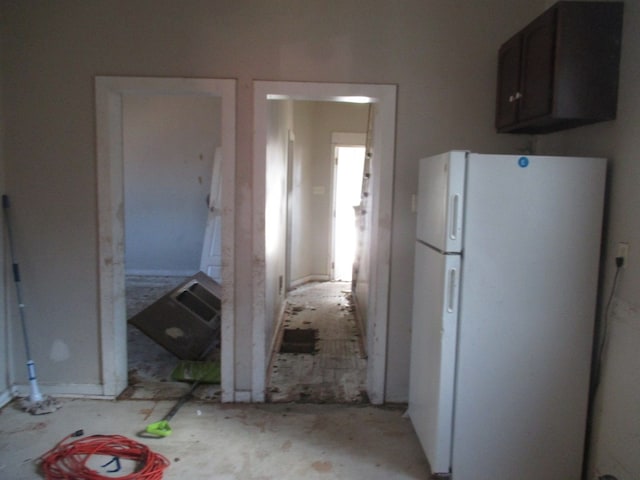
{"left": 95, "top": 76, "right": 236, "bottom": 399}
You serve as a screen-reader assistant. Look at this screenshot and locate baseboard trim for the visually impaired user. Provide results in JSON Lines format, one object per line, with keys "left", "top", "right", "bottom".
{"left": 234, "top": 390, "right": 252, "bottom": 403}
{"left": 265, "top": 301, "right": 288, "bottom": 400}
{"left": 11, "top": 382, "right": 117, "bottom": 399}
{"left": 0, "top": 388, "right": 14, "bottom": 409}
{"left": 289, "top": 275, "right": 330, "bottom": 289}
{"left": 125, "top": 269, "right": 196, "bottom": 277}
{"left": 351, "top": 290, "right": 368, "bottom": 358}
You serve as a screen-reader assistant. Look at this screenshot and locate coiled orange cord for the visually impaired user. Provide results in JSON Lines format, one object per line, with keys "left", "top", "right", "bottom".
{"left": 40, "top": 431, "right": 170, "bottom": 479}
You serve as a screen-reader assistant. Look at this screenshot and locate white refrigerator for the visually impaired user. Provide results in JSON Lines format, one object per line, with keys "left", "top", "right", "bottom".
{"left": 408, "top": 151, "right": 606, "bottom": 479}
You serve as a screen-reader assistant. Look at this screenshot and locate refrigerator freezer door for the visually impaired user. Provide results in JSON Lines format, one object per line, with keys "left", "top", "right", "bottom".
{"left": 416, "top": 151, "right": 466, "bottom": 253}
{"left": 409, "top": 242, "right": 460, "bottom": 475}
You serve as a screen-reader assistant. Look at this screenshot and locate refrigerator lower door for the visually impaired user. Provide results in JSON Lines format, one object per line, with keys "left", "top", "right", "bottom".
{"left": 409, "top": 242, "right": 460, "bottom": 475}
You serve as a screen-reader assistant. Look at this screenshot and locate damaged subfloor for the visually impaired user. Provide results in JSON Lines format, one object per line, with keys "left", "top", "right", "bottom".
{"left": 268, "top": 281, "right": 367, "bottom": 403}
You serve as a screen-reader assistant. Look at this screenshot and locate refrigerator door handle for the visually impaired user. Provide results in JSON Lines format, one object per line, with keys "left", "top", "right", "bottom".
{"left": 447, "top": 267, "right": 458, "bottom": 313}
{"left": 449, "top": 194, "right": 460, "bottom": 241}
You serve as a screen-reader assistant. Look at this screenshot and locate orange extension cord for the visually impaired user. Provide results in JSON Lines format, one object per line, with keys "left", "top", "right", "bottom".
{"left": 40, "top": 431, "right": 170, "bottom": 480}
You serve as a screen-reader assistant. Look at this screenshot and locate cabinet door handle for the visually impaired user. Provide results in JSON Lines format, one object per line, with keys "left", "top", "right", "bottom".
{"left": 508, "top": 92, "right": 523, "bottom": 103}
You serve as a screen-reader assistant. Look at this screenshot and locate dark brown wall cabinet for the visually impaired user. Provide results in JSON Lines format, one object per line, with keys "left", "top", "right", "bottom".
{"left": 496, "top": 1, "right": 623, "bottom": 134}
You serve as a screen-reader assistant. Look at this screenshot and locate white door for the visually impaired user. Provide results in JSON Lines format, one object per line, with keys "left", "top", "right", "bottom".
{"left": 200, "top": 147, "right": 223, "bottom": 282}
{"left": 408, "top": 242, "right": 460, "bottom": 475}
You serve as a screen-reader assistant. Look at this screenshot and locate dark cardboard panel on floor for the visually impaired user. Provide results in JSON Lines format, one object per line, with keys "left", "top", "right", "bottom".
{"left": 128, "top": 272, "right": 221, "bottom": 360}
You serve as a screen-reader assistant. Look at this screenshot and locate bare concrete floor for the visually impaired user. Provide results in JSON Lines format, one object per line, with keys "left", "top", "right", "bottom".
{"left": 0, "top": 398, "right": 431, "bottom": 479}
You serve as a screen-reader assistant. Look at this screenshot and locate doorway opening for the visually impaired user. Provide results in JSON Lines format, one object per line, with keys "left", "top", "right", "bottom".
{"left": 268, "top": 102, "right": 369, "bottom": 403}
{"left": 253, "top": 82, "right": 396, "bottom": 404}
{"left": 122, "top": 93, "right": 222, "bottom": 399}
{"left": 95, "top": 77, "right": 235, "bottom": 400}
{"left": 332, "top": 144, "right": 366, "bottom": 282}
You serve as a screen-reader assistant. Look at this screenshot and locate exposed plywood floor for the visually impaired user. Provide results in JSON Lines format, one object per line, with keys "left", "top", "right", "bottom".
{"left": 268, "top": 282, "right": 367, "bottom": 403}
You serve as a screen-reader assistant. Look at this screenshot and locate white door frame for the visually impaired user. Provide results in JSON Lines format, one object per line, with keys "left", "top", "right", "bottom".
{"left": 253, "top": 81, "right": 396, "bottom": 404}
{"left": 95, "top": 76, "right": 236, "bottom": 399}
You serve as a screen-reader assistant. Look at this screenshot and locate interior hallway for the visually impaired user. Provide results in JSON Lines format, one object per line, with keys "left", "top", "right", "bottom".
{"left": 268, "top": 282, "right": 367, "bottom": 403}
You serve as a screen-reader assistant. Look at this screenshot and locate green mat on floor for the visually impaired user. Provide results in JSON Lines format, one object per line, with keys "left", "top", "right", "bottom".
{"left": 171, "top": 360, "right": 221, "bottom": 384}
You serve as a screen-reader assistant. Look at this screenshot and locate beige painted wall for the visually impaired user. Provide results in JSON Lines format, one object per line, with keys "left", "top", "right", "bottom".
{"left": 535, "top": 1, "right": 640, "bottom": 477}
{"left": 265, "top": 99, "right": 292, "bottom": 359}
{"left": 0, "top": 1, "right": 540, "bottom": 396}
{"left": 289, "top": 101, "right": 315, "bottom": 284}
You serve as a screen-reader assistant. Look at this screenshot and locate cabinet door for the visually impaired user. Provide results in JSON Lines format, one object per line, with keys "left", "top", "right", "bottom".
{"left": 518, "top": 7, "right": 556, "bottom": 121}
{"left": 495, "top": 34, "right": 522, "bottom": 130}
{"left": 496, "top": 2, "right": 622, "bottom": 133}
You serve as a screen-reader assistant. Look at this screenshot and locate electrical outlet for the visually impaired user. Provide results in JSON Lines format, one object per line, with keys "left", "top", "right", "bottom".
{"left": 616, "top": 242, "right": 629, "bottom": 267}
